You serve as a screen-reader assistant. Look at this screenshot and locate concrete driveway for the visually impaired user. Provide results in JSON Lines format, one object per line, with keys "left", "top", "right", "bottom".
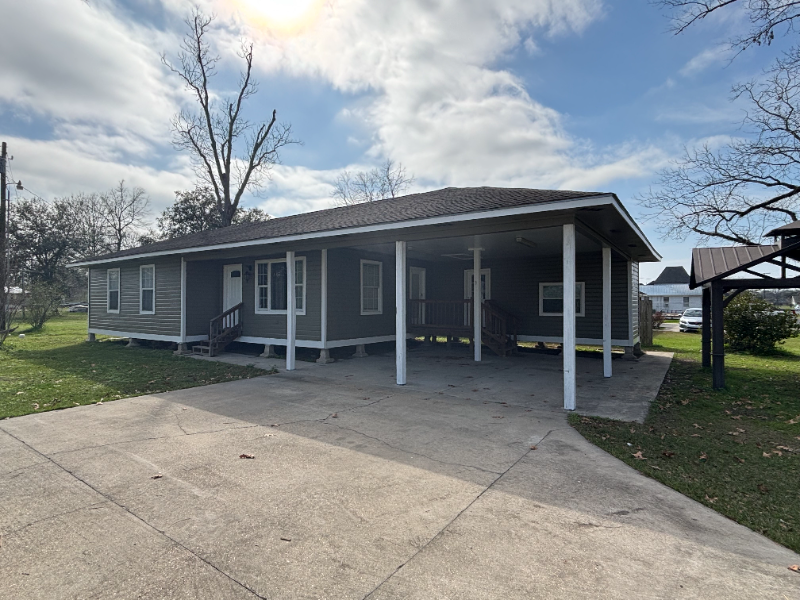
{"left": 2, "top": 361, "right": 799, "bottom": 599}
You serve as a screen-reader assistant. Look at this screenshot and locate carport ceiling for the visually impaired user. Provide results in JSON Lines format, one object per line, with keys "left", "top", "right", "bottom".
{"left": 350, "top": 227, "right": 600, "bottom": 261}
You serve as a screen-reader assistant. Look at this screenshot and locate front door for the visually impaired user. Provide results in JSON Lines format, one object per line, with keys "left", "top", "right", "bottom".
{"left": 409, "top": 267, "right": 426, "bottom": 325}
{"left": 464, "top": 269, "right": 491, "bottom": 325}
{"left": 223, "top": 264, "right": 243, "bottom": 312}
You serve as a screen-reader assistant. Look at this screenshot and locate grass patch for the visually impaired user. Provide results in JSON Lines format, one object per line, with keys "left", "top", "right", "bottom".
{"left": 570, "top": 331, "right": 800, "bottom": 553}
{"left": 0, "top": 314, "right": 265, "bottom": 419}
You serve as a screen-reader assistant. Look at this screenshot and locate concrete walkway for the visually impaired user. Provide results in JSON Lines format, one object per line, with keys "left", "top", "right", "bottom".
{"left": 2, "top": 364, "right": 798, "bottom": 599}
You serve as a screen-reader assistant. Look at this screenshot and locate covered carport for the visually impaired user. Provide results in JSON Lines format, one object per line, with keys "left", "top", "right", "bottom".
{"left": 690, "top": 220, "right": 800, "bottom": 389}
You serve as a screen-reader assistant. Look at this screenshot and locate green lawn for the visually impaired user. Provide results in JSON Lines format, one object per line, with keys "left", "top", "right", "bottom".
{"left": 570, "top": 331, "right": 800, "bottom": 553}
{"left": 0, "top": 314, "right": 266, "bottom": 419}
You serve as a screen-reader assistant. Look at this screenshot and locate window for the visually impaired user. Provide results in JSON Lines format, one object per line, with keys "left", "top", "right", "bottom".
{"left": 361, "top": 260, "right": 383, "bottom": 315}
{"left": 107, "top": 268, "right": 120, "bottom": 313}
{"left": 663, "top": 296, "right": 670, "bottom": 309}
{"left": 139, "top": 265, "right": 155, "bottom": 314}
{"left": 539, "top": 282, "right": 585, "bottom": 317}
{"left": 254, "top": 257, "right": 306, "bottom": 314}
{"left": 683, "top": 296, "right": 690, "bottom": 308}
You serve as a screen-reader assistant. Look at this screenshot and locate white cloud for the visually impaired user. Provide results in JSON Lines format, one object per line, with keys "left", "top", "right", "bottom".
{"left": 210, "top": 0, "right": 665, "bottom": 193}
{"left": 679, "top": 45, "right": 734, "bottom": 78}
{"left": 4, "top": 136, "right": 193, "bottom": 218}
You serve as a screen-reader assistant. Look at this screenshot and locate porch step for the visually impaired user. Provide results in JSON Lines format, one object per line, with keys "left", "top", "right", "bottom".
{"left": 192, "top": 325, "right": 242, "bottom": 358}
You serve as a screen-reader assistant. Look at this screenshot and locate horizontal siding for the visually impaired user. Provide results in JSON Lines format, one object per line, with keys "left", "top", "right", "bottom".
{"left": 327, "top": 248, "right": 397, "bottom": 341}
{"left": 425, "top": 251, "right": 630, "bottom": 341}
{"left": 186, "top": 260, "right": 222, "bottom": 336}
{"left": 89, "top": 256, "right": 181, "bottom": 336}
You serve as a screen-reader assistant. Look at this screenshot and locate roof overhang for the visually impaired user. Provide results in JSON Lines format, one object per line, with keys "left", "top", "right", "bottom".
{"left": 70, "top": 193, "right": 660, "bottom": 267}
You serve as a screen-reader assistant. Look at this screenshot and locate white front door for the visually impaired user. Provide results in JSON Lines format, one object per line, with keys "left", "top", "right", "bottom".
{"left": 409, "top": 267, "right": 426, "bottom": 325}
{"left": 464, "top": 269, "right": 491, "bottom": 325}
{"left": 223, "top": 264, "right": 243, "bottom": 312}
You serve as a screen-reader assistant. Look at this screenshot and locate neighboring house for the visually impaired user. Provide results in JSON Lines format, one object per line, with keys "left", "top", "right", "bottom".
{"left": 71, "top": 187, "right": 660, "bottom": 410}
{"left": 640, "top": 266, "right": 700, "bottom": 313}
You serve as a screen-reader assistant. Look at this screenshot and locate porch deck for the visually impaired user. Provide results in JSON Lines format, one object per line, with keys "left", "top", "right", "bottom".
{"left": 188, "top": 345, "right": 673, "bottom": 423}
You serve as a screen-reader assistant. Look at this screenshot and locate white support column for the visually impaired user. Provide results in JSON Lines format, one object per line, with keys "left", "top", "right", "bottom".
{"left": 86, "top": 268, "right": 92, "bottom": 342}
{"left": 286, "top": 251, "right": 296, "bottom": 371}
{"left": 473, "top": 245, "right": 482, "bottom": 362}
{"left": 602, "top": 245, "right": 612, "bottom": 378}
{"left": 316, "top": 248, "right": 333, "bottom": 364}
{"left": 396, "top": 241, "right": 407, "bottom": 385}
{"left": 563, "top": 224, "right": 576, "bottom": 410}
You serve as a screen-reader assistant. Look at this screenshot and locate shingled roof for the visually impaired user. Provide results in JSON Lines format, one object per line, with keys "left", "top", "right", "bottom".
{"left": 78, "top": 187, "right": 605, "bottom": 263}
{"left": 649, "top": 266, "right": 690, "bottom": 285}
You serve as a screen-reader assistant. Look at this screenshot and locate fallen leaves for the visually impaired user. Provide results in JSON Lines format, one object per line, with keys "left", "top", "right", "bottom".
{"left": 789, "top": 565, "right": 800, "bottom": 573}
{"left": 151, "top": 474, "right": 163, "bottom": 480}
{"left": 698, "top": 452, "right": 708, "bottom": 462}
{"left": 530, "top": 445, "right": 537, "bottom": 451}
{"left": 239, "top": 454, "right": 255, "bottom": 459}
{"left": 632, "top": 451, "right": 645, "bottom": 460}
{"left": 661, "top": 451, "right": 676, "bottom": 458}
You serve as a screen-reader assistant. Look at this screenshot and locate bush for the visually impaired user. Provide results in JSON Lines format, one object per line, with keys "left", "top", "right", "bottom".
{"left": 724, "top": 292, "right": 800, "bottom": 354}
{"left": 24, "top": 282, "right": 64, "bottom": 330}
{"left": 653, "top": 311, "right": 665, "bottom": 329}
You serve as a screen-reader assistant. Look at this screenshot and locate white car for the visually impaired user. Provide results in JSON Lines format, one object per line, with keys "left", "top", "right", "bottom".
{"left": 679, "top": 308, "right": 703, "bottom": 332}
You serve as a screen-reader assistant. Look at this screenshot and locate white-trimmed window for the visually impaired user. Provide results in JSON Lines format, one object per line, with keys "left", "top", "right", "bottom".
{"left": 683, "top": 296, "right": 690, "bottom": 308}
{"left": 140, "top": 265, "right": 155, "bottom": 314}
{"left": 539, "top": 282, "right": 585, "bottom": 317}
{"left": 360, "top": 260, "right": 383, "bottom": 315}
{"left": 255, "top": 257, "right": 306, "bottom": 315}
{"left": 107, "top": 268, "right": 120, "bottom": 313}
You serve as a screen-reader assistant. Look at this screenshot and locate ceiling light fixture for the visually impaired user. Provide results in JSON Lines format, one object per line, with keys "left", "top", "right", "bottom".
{"left": 515, "top": 236, "right": 537, "bottom": 249}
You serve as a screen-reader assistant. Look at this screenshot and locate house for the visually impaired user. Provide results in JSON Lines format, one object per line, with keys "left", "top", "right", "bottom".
{"left": 639, "top": 266, "right": 700, "bottom": 313}
{"left": 70, "top": 187, "right": 661, "bottom": 410}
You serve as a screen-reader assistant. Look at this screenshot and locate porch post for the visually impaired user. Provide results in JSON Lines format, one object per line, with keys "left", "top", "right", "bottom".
{"left": 85, "top": 268, "right": 95, "bottom": 342}
{"left": 563, "top": 223, "right": 576, "bottom": 410}
{"left": 286, "top": 251, "right": 296, "bottom": 371}
{"left": 701, "top": 285, "right": 711, "bottom": 368}
{"left": 317, "top": 249, "right": 333, "bottom": 364}
{"left": 396, "top": 241, "right": 407, "bottom": 385}
{"left": 473, "top": 245, "right": 482, "bottom": 362}
{"left": 711, "top": 280, "right": 724, "bottom": 389}
{"left": 602, "top": 245, "right": 612, "bottom": 378}
{"left": 175, "top": 257, "right": 188, "bottom": 355}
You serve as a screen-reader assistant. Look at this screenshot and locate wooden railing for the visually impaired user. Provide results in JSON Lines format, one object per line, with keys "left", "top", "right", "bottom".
{"left": 409, "top": 299, "right": 473, "bottom": 331}
{"left": 210, "top": 302, "right": 243, "bottom": 341}
{"left": 482, "top": 299, "right": 521, "bottom": 349}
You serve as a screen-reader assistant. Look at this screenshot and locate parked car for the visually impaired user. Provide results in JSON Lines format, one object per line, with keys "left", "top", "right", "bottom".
{"left": 67, "top": 304, "right": 88, "bottom": 313}
{"left": 679, "top": 308, "right": 703, "bottom": 332}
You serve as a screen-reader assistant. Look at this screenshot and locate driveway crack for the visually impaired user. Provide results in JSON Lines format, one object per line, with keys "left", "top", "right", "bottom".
{"left": 362, "top": 430, "right": 554, "bottom": 599}
{"left": 0, "top": 429, "right": 269, "bottom": 600}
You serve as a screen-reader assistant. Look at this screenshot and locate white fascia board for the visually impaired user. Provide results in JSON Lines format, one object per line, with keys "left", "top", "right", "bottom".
{"left": 88, "top": 329, "right": 206, "bottom": 343}
{"left": 518, "top": 335, "right": 633, "bottom": 346}
{"left": 70, "top": 194, "right": 654, "bottom": 267}
{"left": 237, "top": 334, "right": 410, "bottom": 349}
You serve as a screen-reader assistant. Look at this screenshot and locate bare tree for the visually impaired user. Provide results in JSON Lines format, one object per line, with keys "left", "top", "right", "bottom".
{"left": 101, "top": 180, "right": 150, "bottom": 252}
{"left": 657, "top": 1, "right": 800, "bottom": 50}
{"left": 66, "top": 192, "right": 112, "bottom": 259}
{"left": 642, "top": 54, "right": 800, "bottom": 245}
{"left": 332, "top": 159, "right": 414, "bottom": 206}
{"left": 163, "top": 10, "right": 297, "bottom": 227}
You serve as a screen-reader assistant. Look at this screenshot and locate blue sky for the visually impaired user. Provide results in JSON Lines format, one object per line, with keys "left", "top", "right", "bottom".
{"left": 0, "top": 0, "right": 793, "bottom": 282}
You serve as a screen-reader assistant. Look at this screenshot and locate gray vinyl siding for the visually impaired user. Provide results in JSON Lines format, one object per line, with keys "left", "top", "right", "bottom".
{"left": 89, "top": 256, "right": 181, "bottom": 336}
{"left": 243, "top": 250, "right": 322, "bottom": 341}
{"left": 327, "top": 248, "right": 397, "bottom": 341}
{"left": 185, "top": 252, "right": 323, "bottom": 342}
{"left": 186, "top": 260, "right": 222, "bottom": 337}
{"left": 423, "top": 251, "right": 630, "bottom": 341}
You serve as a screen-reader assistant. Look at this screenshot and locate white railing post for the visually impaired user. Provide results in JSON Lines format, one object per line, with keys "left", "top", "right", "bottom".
{"left": 286, "top": 251, "right": 296, "bottom": 371}
{"left": 396, "top": 241, "right": 407, "bottom": 385}
{"left": 602, "top": 245, "right": 612, "bottom": 378}
{"left": 563, "top": 224, "right": 576, "bottom": 410}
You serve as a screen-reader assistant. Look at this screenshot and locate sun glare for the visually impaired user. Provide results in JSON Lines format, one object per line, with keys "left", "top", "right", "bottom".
{"left": 230, "top": 0, "right": 326, "bottom": 35}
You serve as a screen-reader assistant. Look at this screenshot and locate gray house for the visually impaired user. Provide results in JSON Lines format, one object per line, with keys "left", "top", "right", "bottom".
{"left": 71, "top": 187, "right": 660, "bottom": 410}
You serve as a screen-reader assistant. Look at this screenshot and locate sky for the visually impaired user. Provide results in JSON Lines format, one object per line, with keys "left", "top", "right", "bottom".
{"left": 0, "top": 0, "right": 794, "bottom": 282}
